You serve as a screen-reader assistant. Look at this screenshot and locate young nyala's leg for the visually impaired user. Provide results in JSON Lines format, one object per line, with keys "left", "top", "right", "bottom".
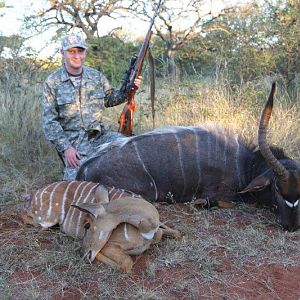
{"left": 159, "top": 223, "right": 181, "bottom": 239}
{"left": 96, "top": 244, "right": 134, "bottom": 273}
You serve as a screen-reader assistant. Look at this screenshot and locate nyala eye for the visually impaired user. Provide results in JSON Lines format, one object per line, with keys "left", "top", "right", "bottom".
{"left": 84, "top": 222, "right": 90, "bottom": 230}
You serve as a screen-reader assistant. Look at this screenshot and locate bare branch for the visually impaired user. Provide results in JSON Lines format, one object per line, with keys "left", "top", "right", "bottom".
{"left": 126, "top": 0, "right": 234, "bottom": 78}
{"left": 36, "top": 0, "right": 130, "bottom": 38}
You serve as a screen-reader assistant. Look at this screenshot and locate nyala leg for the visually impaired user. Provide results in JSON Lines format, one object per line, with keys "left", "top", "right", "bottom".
{"left": 96, "top": 244, "right": 134, "bottom": 273}
{"left": 159, "top": 223, "right": 181, "bottom": 239}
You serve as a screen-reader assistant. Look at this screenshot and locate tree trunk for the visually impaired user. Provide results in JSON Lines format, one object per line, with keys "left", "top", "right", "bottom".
{"left": 285, "top": 46, "right": 298, "bottom": 97}
{"left": 167, "top": 49, "right": 179, "bottom": 82}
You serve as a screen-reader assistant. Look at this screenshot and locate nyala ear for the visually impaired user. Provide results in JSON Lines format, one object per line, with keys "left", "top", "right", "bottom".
{"left": 94, "top": 184, "right": 109, "bottom": 204}
{"left": 239, "top": 170, "right": 272, "bottom": 194}
{"left": 71, "top": 202, "right": 105, "bottom": 218}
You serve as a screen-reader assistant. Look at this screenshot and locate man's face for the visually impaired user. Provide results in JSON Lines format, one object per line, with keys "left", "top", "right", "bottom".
{"left": 62, "top": 47, "right": 86, "bottom": 71}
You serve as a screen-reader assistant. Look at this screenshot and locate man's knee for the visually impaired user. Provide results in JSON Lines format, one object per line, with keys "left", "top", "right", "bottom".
{"left": 63, "top": 167, "right": 79, "bottom": 181}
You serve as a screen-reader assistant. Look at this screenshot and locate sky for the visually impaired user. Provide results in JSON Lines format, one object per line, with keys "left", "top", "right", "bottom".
{"left": 0, "top": 1, "right": 55, "bottom": 57}
{"left": 0, "top": 0, "right": 247, "bottom": 58}
{"left": 0, "top": 0, "right": 142, "bottom": 57}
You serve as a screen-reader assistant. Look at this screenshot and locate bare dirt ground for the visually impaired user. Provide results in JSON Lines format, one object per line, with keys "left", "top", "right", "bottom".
{"left": 1, "top": 202, "right": 299, "bottom": 300}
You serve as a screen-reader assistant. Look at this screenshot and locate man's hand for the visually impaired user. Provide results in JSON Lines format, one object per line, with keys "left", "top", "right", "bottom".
{"left": 64, "top": 146, "right": 81, "bottom": 168}
{"left": 133, "top": 75, "right": 142, "bottom": 89}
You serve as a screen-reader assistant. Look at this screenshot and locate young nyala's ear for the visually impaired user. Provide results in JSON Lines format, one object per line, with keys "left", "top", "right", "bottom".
{"left": 94, "top": 184, "right": 109, "bottom": 204}
{"left": 71, "top": 202, "right": 106, "bottom": 218}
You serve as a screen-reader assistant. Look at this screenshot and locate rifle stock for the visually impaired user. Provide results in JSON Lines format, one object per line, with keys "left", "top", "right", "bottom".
{"left": 118, "top": 0, "right": 162, "bottom": 136}
{"left": 118, "top": 101, "right": 136, "bottom": 136}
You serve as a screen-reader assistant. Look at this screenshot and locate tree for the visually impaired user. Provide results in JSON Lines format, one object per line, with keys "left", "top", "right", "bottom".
{"left": 0, "top": 34, "right": 57, "bottom": 109}
{"left": 131, "top": 0, "right": 233, "bottom": 80}
{"left": 33, "top": 0, "right": 132, "bottom": 38}
{"left": 200, "top": 0, "right": 300, "bottom": 93}
{"left": 197, "top": 2, "right": 273, "bottom": 83}
{"left": 264, "top": 0, "right": 300, "bottom": 93}
{"left": 85, "top": 35, "right": 137, "bottom": 85}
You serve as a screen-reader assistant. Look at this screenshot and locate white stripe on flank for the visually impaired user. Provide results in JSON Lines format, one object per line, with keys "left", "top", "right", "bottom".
{"left": 36, "top": 185, "right": 47, "bottom": 210}
{"left": 63, "top": 181, "right": 87, "bottom": 233}
{"left": 38, "top": 182, "right": 57, "bottom": 211}
{"left": 114, "top": 191, "right": 122, "bottom": 200}
{"left": 73, "top": 181, "right": 87, "bottom": 201}
{"left": 133, "top": 140, "right": 158, "bottom": 200}
{"left": 234, "top": 134, "right": 242, "bottom": 188}
{"left": 191, "top": 127, "right": 202, "bottom": 197}
{"left": 110, "top": 186, "right": 115, "bottom": 194}
{"left": 110, "top": 189, "right": 116, "bottom": 199}
{"left": 91, "top": 195, "right": 96, "bottom": 203}
{"left": 207, "top": 128, "right": 212, "bottom": 167}
{"left": 59, "top": 181, "right": 77, "bottom": 224}
{"left": 172, "top": 130, "right": 186, "bottom": 201}
{"left": 47, "top": 182, "right": 65, "bottom": 219}
{"left": 113, "top": 189, "right": 127, "bottom": 200}
{"left": 81, "top": 183, "right": 98, "bottom": 203}
{"left": 109, "top": 187, "right": 118, "bottom": 200}
{"left": 34, "top": 188, "right": 43, "bottom": 209}
{"left": 33, "top": 192, "right": 38, "bottom": 210}
{"left": 222, "top": 133, "right": 228, "bottom": 183}
{"left": 119, "top": 190, "right": 128, "bottom": 199}
{"left": 75, "top": 182, "right": 95, "bottom": 237}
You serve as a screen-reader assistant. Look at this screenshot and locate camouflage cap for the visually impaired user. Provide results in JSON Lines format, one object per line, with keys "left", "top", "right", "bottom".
{"left": 61, "top": 33, "right": 87, "bottom": 51}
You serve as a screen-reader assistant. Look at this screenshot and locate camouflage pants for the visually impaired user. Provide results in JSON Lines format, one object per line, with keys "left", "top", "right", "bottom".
{"left": 63, "top": 131, "right": 125, "bottom": 181}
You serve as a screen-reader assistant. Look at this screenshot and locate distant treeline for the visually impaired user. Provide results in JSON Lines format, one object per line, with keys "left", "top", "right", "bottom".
{"left": 1, "top": 1, "right": 300, "bottom": 97}
{"left": 85, "top": 0, "right": 300, "bottom": 98}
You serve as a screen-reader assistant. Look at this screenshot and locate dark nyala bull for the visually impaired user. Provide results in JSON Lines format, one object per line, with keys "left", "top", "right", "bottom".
{"left": 76, "top": 83, "right": 300, "bottom": 231}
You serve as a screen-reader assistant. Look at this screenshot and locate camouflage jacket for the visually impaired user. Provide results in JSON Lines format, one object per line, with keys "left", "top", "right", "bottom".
{"left": 42, "top": 65, "right": 127, "bottom": 154}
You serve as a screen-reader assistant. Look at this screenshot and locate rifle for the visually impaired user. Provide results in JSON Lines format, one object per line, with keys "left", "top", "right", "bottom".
{"left": 118, "top": 0, "right": 162, "bottom": 136}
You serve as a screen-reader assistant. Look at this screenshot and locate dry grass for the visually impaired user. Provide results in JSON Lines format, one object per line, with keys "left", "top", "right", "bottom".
{"left": 134, "top": 76, "right": 300, "bottom": 160}
{"left": 0, "top": 74, "right": 300, "bottom": 299}
{"left": 1, "top": 202, "right": 299, "bottom": 299}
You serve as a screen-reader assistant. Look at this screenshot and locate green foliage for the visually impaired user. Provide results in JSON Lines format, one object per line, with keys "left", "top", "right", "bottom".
{"left": 264, "top": 0, "right": 300, "bottom": 93}
{"left": 85, "top": 36, "right": 138, "bottom": 86}
{"left": 138, "top": 0, "right": 300, "bottom": 94}
{"left": 186, "top": 0, "right": 300, "bottom": 94}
